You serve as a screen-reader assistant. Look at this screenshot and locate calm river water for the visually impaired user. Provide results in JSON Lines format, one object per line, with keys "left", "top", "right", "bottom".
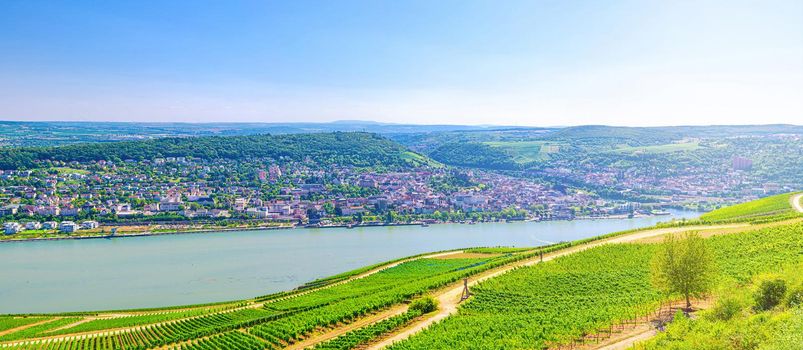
{"left": 1, "top": 210, "right": 698, "bottom": 313}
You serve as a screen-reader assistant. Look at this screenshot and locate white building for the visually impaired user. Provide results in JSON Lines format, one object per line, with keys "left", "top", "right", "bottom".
{"left": 43, "top": 221, "right": 58, "bottom": 230}
{"left": 159, "top": 200, "right": 183, "bottom": 211}
{"left": 59, "top": 221, "right": 79, "bottom": 233}
{"left": 25, "top": 221, "right": 42, "bottom": 230}
{"left": 35, "top": 206, "right": 60, "bottom": 216}
{"left": 3, "top": 222, "right": 23, "bottom": 235}
{"left": 80, "top": 220, "right": 99, "bottom": 229}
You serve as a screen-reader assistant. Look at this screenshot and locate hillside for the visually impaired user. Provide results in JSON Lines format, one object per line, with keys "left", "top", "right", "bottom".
{"left": 700, "top": 191, "right": 803, "bottom": 223}
{"left": 427, "top": 142, "right": 518, "bottom": 170}
{"left": 0, "top": 132, "right": 434, "bottom": 169}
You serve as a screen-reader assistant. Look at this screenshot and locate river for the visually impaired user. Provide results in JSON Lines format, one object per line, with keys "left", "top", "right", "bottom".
{"left": 0, "top": 210, "right": 698, "bottom": 313}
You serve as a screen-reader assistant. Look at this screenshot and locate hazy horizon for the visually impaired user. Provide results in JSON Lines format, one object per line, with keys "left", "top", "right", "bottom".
{"left": 1, "top": 1, "right": 802, "bottom": 126}
{"left": 2, "top": 117, "right": 803, "bottom": 129}
{"left": 3, "top": 116, "right": 803, "bottom": 130}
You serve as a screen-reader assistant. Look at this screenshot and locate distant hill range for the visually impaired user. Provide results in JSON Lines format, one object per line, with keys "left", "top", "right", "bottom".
{"left": 0, "top": 120, "right": 536, "bottom": 148}
{"left": 0, "top": 120, "right": 801, "bottom": 148}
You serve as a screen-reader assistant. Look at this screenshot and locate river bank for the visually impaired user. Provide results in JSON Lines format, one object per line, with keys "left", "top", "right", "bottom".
{"left": 0, "top": 212, "right": 691, "bottom": 244}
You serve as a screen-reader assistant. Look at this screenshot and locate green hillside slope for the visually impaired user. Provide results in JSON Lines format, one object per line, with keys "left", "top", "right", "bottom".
{"left": 700, "top": 192, "right": 802, "bottom": 223}
{"left": 0, "top": 132, "right": 432, "bottom": 169}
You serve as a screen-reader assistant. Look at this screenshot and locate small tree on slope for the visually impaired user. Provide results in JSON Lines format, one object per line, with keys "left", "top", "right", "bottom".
{"left": 651, "top": 231, "right": 716, "bottom": 311}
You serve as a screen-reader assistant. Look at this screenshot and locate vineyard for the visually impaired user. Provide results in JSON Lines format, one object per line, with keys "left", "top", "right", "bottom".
{"left": 388, "top": 221, "right": 803, "bottom": 349}
{"left": 706, "top": 221, "right": 803, "bottom": 282}
{"left": 0, "top": 318, "right": 83, "bottom": 341}
{"left": 40, "top": 307, "right": 238, "bottom": 337}
{"left": 313, "top": 309, "right": 424, "bottom": 350}
{"left": 699, "top": 191, "right": 801, "bottom": 222}
{"left": 387, "top": 244, "right": 663, "bottom": 349}
{"left": 170, "top": 331, "right": 266, "bottom": 350}
{"left": 0, "top": 254, "right": 536, "bottom": 350}
{"left": 0, "top": 317, "right": 52, "bottom": 333}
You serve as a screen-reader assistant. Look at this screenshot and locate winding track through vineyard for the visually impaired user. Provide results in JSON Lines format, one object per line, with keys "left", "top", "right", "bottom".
{"left": 377, "top": 218, "right": 803, "bottom": 349}
{"left": 792, "top": 193, "right": 803, "bottom": 213}
{"left": 363, "top": 223, "right": 743, "bottom": 350}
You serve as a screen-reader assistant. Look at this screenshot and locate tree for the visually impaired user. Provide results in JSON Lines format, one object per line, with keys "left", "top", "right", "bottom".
{"left": 409, "top": 296, "right": 438, "bottom": 313}
{"left": 651, "top": 232, "right": 716, "bottom": 310}
{"left": 754, "top": 278, "right": 786, "bottom": 311}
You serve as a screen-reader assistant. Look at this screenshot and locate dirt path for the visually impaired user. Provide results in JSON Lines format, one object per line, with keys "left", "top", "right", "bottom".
{"left": 595, "top": 326, "right": 656, "bottom": 350}
{"left": 0, "top": 318, "right": 60, "bottom": 338}
{"left": 584, "top": 298, "right": 714, "bottom": 350}
{"left": 792, "top": 193, "right": 803, "bottom": 213}
{"left": 285, "top": 305, "right": 408, "bottom": 350}
{"left": 366, "top": 224, "right": 739, "bottom": 350}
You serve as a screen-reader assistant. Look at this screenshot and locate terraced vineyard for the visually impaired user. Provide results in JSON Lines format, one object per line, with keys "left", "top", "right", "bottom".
{"left": 388, "top": 221, "right": 803, "bottom": 349}
{"left": 0, "top": 317, "right": 52, "bottom": 333}
{"left": 244, "top": 255, "right": 539, "bottom": 347}
{"left": 41, "top": 307, "right": 239, "bottom": 337}
{"left": 699, "top": 191, "right": 802, "bottom": 223}
{"left": 172, "top": 331, "right": 266, "bottom": 350}
{"left": 388, "top": 244, "right": 663, "bottom": 349}
{"left": 0, "top": 253, "right": 539, "bottom": 350}
{"left": 0, "top": 317, "right": 83, "bottom": 341}
{"left": 313, "top": 309, "right": 423, "bottom": 350}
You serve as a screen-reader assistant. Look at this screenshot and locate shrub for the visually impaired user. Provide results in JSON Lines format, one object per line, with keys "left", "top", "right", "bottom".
{"left": 754, "top": 278, "right": 787, "bottom": 311}
{"left": 409, "top": 296, "right": 438, "bottom": 314}
{"left": 709, "top": 295, "right": 745, "bottom": 321}
{"left": 786, "top": 283, "right": 803, "bottom": 307}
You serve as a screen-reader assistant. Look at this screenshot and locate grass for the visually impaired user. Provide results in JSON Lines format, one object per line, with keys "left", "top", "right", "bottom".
{"left": 700, "top": 192, "right": 801, "bottom": 222}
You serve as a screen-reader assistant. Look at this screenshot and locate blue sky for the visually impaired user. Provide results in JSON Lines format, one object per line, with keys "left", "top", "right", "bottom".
{"left": 1, "top": 0, "right": 801, "bottom": 126}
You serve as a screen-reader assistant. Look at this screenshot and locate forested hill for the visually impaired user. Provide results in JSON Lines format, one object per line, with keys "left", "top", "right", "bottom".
{"left": 0, "top": 132, "right": 431, "bottom": 169}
